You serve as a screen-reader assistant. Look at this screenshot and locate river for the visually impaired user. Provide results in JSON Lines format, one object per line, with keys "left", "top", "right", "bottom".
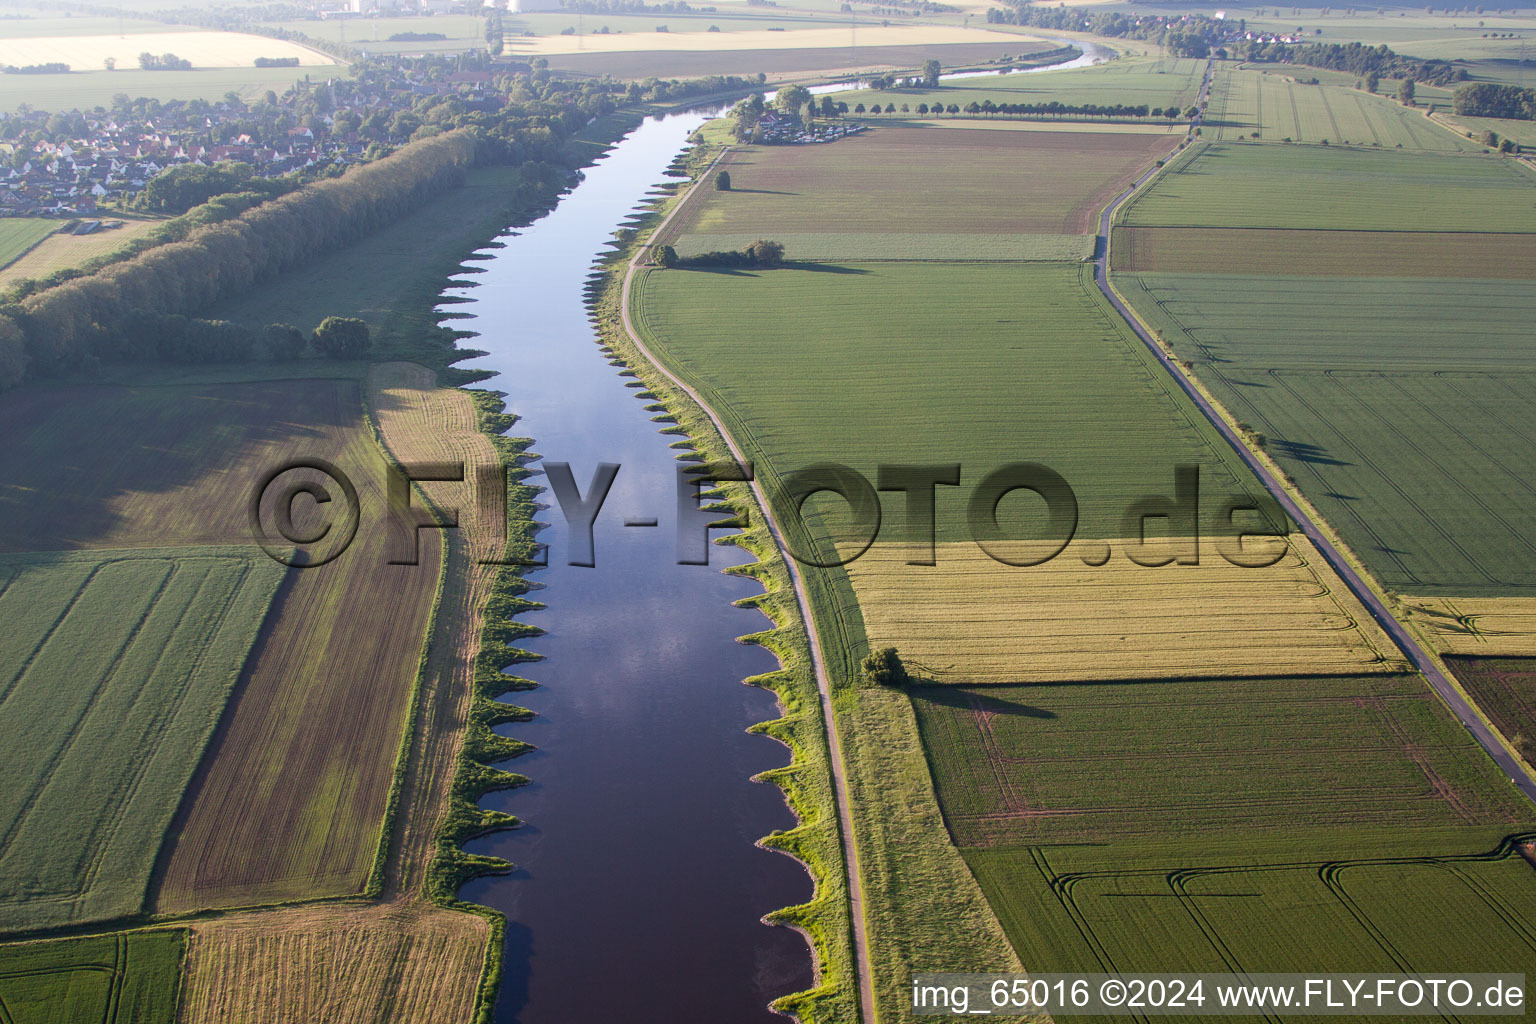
{"left": 448, "top": 40, "right": 1108, "bottom": 1023}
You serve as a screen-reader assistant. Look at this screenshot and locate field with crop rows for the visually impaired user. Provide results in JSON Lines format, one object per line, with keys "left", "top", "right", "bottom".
{"left": 0, "top": 549, "right": 282, "bottom": 933}
{"left": 1202, "top": 67, "right": 1478, "bottom": 151}
{"left": 0, "top": 64, "right": 347, "bottom": 114}
{"left": 1408, "top": 597, "right": 1536, "bottom": 657}
{"left": 0, "top": 219, "right": 59, "bottom": 271}
{"left": 913, "top": 673, "right": 1532, "bottom": 847}
{"left": 1124, "top": 273, "right": 1536, "bottom": 594}
{"left": 1445, "top": 656, "right": 1536, "bottom": 768}
{"left": 1120, "top": 142, "right": 1536, "bottom": 231}
{"left": 1110, "top": 226, "right": 1534, "bottom": 277}
{"left": 0, "top": 30, "right": 331, "bottom": 70}
{"left": 845, "top": 535, "right": 1401, "bottom": 685}
{"left": 0, "top": 930, "right": 184, "bottom": 1024}
{"left": 966, "top": 828, "right": 1536, "bottom": 990}
{"left": 0, "top": 219, "right": 160, "bottom": 292}
{"left": 672, "top": 231, "right": 1093, "bottom": 262}
{"left": 659, "top": 126, "right": 1174, "bottom": 247}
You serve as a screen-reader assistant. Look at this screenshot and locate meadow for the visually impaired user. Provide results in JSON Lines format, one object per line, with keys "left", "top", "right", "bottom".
{"left": 1123, "top": 272, "right": 1536, "bottom": 595}
{"left": 912, "top": 673, "right": 1532, "bottom": 847}
{"left": 0, "top": 64, "right": 348, "bottom": 114}
{"left": 0, "top": 549, "right": 282, "bottom": 933}
{"left": 1445, "top": 656, "right": 1536, "bottom": 768}
{"left": 1202, "top": 66, "right": 1480, "bottom": 151}
{"left": 0, "top": 219, "right": 58, "bottom": 271}
{"left": 0, "top": 929, "right": 184, "bottom": 1023}
{"left": 966, "top": 827, "right": 1536, "bottom": 989}
{"left": 1119, "top": 142, "right": 1536, "bottom": 231}
{"left": 542, "top": 39, "right": 1048, "bottom": 80}
{"left": 659, "top": 126, "right": 1174, "bottom": 255}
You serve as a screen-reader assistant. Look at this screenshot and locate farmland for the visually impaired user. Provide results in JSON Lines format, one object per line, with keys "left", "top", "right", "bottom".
{"left": 0, "top": 219, "right": 58, "bottom": 271}
{"left": 1119, "top": 142, "right": 1536, "bottom": 231}
{"left": 0, "top": 30, "right": 331, "bottom": 70}
{"left": 0, "top": 219, "right": 160, "bottom": 292}
{"left": 0, "top": 64, "right": 348, "bottom": 114}
{"left": 1122, "top": 273, "right": 1536, "bottom": 594}
{"left": 1202, "top": 66, "right": 1480, "bottom": 151}
{"left": 1111, "top": 226, "right": 1535, "bottom": 277}
{"left": 912, "top": 673, "right": 1531, "bottom": 847}
{"left": 1445, "top": 656, "right": 1536, "bottom": 768}
{"left": 542, "top": 39, "right": 1052, "bottom": 81}
{"left": 0, "top": 549, "right": 282, "bottom": 933}
{"left": 0, "top": 930, "right": 184, "bottom": 1023}
{"left": 1408, "top": 597, "right": 1536, "bottom": 656}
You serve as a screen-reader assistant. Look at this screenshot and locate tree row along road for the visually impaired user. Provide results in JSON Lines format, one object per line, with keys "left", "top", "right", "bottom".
{"left": 621, "top": 151, "right": 879, "bottom": 1023}
{"left": 1094, "top": 100, "right": 1536, "bottom": 807}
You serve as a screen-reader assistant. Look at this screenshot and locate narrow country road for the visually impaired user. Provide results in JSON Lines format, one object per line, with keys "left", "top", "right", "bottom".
{"left": 1092, "top": 110, "right": 1536, "bottom": 806}
{"left": 621, "top": 151, "right": 880, "bottom": 1023}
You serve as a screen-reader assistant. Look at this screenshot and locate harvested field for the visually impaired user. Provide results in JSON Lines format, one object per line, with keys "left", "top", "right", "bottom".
{"left": 0, "top": 219, "right": 161, "bottom": 291}
{"left": 153, "top": 397, "right": 442, "bottom": 910}
{"left": 540, "top": 38, "right": 1048, "bottom": 80}
{"left": 0, "top": 30, "right": 332, "bottom": 69}
{"left": 1444, "top": 656, "right": 1536, "bottom": 768}
{"left": 659, "top": 126, "right": 1175, "bottom": 244}
{"left": 1111, "top": 226, "right": 1536, "bottom": 278}
{"left": 845, "top": 536, "right": 1402, "bottom": 685}
{"left": 0, "top": 929, "right": 184, "bottom": 1023}
{"left": 912, "top": 673, "right": 1534, "bottom": 847}
{"left": 1120, "top": 142, "right": 1536, "bottom": 232}
{"left": 1202, "top": 67, "right": 1479, "bottom": 151}
{"left": 0, "top": 219, "right": 58, "bottom": 271}
{"left": 967, "top": 829, "right": 1536, "bottom": 980}
{"left": 1408, "top": 598, "right": 1536, "bottom": 657}
{"left": 1123, "top": 272, "right": 1536, "bottom": 595}
{"left": 178, "top": 901, "right": 487, "bottom": 1024}
{"left": 0, "top": 547, "right": 282, "bottom": 934}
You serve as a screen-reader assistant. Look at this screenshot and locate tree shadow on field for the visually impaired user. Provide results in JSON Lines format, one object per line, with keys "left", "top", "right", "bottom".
{"left": 1270, "top": 438, "right": 1350, "bottom": 466}
{"left": 784, "top": 262, "right": 870, "bottom": 274}
{"left": 726, "top": 187, "right": 798, "bottom": 195}
{"left": 910, "top": 685, "right": 1059, "bottom": 720}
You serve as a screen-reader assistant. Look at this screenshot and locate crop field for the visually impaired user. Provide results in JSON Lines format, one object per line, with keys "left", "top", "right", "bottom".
{"left": 1445, "top": 656, "right": 1536, "bottom": 768}
{"left": 1408, "top": 598, "right": 1536, "bottom": 657}
{"left": 659, "top": 127, "right": 1174, "bottom": 254}
{"left": 632, "top": 262, "right": 1269, "bottom": 553}
{"left": 0, "top": 65, "right": 347, "bottom": 114}
{"left": 154, "top": 400, "right": 441, "bottom": 911}
{"left": 1202, "top": 67, "right": 1478, "bottom": 151}
{"left": 541, "top": 39, "right": 1052, "bottom": 81}
{"left": 0, "top": 219, "right": 160, "bottom": 292}
{"left": 0, "top": 30, "right": 331, "bottom": 70}
{"left": 0, "top": 219, "right": 59, "bottom": 271}
{"left": 672, "top": 231, "right": 1093, "bottom": 262}
{"left": 1123, "top": 273, "right": 1536, "bottom": 595}
{"left": 0, "top": 548, "right": 281, "bottom": 934}
{"left": 1439, "top": 112, "right": 1536, "bottom": 149}
{"left": 518, "top": 23, "right": 1032, "bottom": 57}
{"left": 0, "top": 930, "right": 184, "bottom": 1023}
{"left": 825, "top": 56, "right": 1207, "bottom": 117}
{"left": 912, "top": 673, "right": 1532, "bottom": 847}
{"left": 966, "top": 828, "right": 1536, "bottom": 986}
{"left": 1110, "top": 226, "right": 1535, "bottom": 277}
{"left": 179, "top": 902, "right": 487, "bottom": 1024}
{"left": 1120, "top": 142, "right": 1536, "bottom": 231}
{"left": 844, "top": 535, "right": 1401, "bottom": 685}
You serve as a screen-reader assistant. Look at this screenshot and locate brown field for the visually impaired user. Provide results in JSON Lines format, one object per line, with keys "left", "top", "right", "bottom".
{"left": 541, "top": 39, "right": 1050, "bottom": 80}
{"left": 178, "top": 901, "right": 486, "bottom": 1024}
{"left": 663, "top": 126, "right": 1175, "bottom": 249}
{"left": 1443, "top": 655, "right": 1536, "bottom": 768}
{"left": 1406, "top": 596, "right": 1536, "bottom": 656}
{"left": 844, "top": 536, "right": 1405, "bottom": 684}
{"left": 1112, "top": 226, "right": 1536, "bottom": 278}
{"left": 0, "top": 220, "right": 162, "bottom": 292}
{"left": 154, "top": 377, "right": 442, "bottom": 912}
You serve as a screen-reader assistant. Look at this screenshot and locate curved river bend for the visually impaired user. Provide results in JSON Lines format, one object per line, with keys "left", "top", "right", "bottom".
{"left": 448, "top": 41, "right": 1109, "bottom": 1023}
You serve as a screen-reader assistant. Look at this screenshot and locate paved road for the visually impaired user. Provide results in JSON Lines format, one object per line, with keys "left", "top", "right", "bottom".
{"left": 622, "top": 151, "right": 879, "bottom": 1023}
{"left": 1093, "top": 114, "right": 1536, "bottom": 806}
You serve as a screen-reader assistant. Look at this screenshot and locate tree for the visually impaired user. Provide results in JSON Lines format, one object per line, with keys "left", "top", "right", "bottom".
{"left": 922, "top": 58, "right": 942, "bottom": 88}
{"left": 776, "top": 84, "right": 812, "bottom": 116}
{"left": 1399, "top": 77, "right": 1415, "bottom": 104}
{"left": 265, "top": 323, "right": 307, "bottom": 360}
{"left": 1479, "top": 128, "right": 1499, "bottom": 146}
{"left": 1365, "top": 69, "right": 1379, "bottom": 91}
{"left": 862, "top": 647, "right": 908, "bottom": 686}
{"left": 312, "top": 316, "right": 371, "bottom": 358}
{"left": 102, "top": 57, "right": 115, "bottom": 71}
{"left": 715, "top": 170, "right": 731, "bottom": 190}
{"left": 652, "top": 244, "right": 678, "bottom": 268}
{"left": 744, "top": 239, "right": 784, "bottom": 267}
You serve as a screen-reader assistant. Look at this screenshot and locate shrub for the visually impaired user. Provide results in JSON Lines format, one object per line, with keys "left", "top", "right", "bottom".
{"left": 862, "top": 647, "right": 908, "bottom": 686}
{"left": 312, "top": 316, "right": 371, "bottom": 358}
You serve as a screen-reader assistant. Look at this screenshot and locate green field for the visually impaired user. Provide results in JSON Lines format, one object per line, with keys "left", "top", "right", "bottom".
{"left": 1202, "top": 66, "right": 1480, "bottom": 151}
{"left": 0, "top": 548, "right": 283, "bottom": 933}
{"left": 0, "top": 65, "right": 348, "bottom": 114}
{"left": 1120, "top": 142, "right": 1536, "bottom": 231}
{"left": 0, "top": 219, "right": 59, "bottom": 271}
{"left": 1124, "top": 272, "right": 1536, "bottom": 595}
{"left": 967, "top": 828, "right": 1536, "bottom": 996}
{"left": 0, "top": 930, "right": 184, "bottom": 1023}
{"left": 912, "top": 674, "right": 1532, "bottom": 847}
{"left": 1446, "top": 656, "right": 1536, "bottom": 767}
{"left": 825, "top": 56, "right": 1207, "bottom": 116}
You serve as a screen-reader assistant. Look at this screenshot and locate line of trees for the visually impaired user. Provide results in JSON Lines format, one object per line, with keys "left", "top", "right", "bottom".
{"left": 0, "top": 130, "right": 476, "bottom": 383}
{"left": 652, "top": 239, "right": 786, "bottom": 268}
{"left": 253, "top": 56, "right": 300, "bottom": 68}
{"left": 1454, "top": 82, "right": 1536, "bottom": 120}
{"left": 1243, "top": 41, "right": 1467, "bottom": 85}
{"left": 1, "top": 63, "right": 71, "bottom": 75}
{"left": 874, "top": 99, "right": 1179, "bottom": 119}
{"left": 138, "top": 52, "right": 193, "bottom": 71}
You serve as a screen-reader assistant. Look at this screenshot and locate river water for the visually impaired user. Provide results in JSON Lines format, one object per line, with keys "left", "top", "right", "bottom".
{"left": 448, "top": 41, "right": 1107, "bottom": 1023}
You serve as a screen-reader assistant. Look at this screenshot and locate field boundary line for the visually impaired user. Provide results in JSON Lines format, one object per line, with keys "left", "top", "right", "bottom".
{"left": 1095, "top": 156, "right": 1536, "bottom": 805}
{"left": 622, "top": 146, "right": 877, "bottom": 1024}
